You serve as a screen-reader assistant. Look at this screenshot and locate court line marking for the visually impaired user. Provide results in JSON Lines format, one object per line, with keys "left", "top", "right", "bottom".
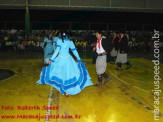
{"left": 0, "top": 68, "right": 17, "bottom": 82}
{"left": 109, "top": 70, "right": 157, "bottom": 109}
{"left": 45, "top": 86, "right": 53, "bottom": 122}
{"left": 123, "top": 76, "right": 153, "bottom": 84}
{"left": 122, "top": 74, "right": 163, "bottom": 86}
{"left": 109, "top": 70, "right": 151, "bottom": 95}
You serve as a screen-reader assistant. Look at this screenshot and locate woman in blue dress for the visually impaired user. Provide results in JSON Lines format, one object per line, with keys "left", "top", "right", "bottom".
{"left": 37, "top": 32, "right": 93, "bottom": 96}
{"left": 42, "top": 33, "right": 55, "bottom": 64}
{"left": 52, "top": 31, "right": 62, "bottom": 50}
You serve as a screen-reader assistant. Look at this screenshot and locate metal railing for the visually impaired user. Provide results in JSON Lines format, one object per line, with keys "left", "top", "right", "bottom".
{"left": 0, "top": 0, "right": 163, "bottom": 10}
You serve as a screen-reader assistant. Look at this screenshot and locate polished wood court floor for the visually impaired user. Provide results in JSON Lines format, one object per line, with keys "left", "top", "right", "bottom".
{"left": 0, "top": 54, "right": 163, "bottom": 122}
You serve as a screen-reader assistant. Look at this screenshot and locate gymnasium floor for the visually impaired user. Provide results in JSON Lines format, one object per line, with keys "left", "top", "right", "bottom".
{"left": 0, "top": 52, "right": 162, "bottom": 122}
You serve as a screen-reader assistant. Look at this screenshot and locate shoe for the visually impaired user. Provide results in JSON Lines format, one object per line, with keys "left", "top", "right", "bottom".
{"left": 115, "top": 67, "right": 122, "bottom": 70}
{"left": 65, "top": 93, "right": 70, "bottom": 97}
{"left": 102, "top": 73, "right": 110, "bottom": 84}
{"left": 103, "top": 76, "right": 110, "bottom": 84}
{"left": 126, "top": 65, "right": 132, "bottom": 69}
{"left": 94, "top": 82, "right": 102, "bottom": 87}
{"left": 94, "top": 75, "right": 102, "bottom": 87}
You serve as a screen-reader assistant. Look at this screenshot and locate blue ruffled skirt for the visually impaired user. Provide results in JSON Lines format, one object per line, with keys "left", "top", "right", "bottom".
{"left": 37, "top": 55, "right": 93, "bottom": 95}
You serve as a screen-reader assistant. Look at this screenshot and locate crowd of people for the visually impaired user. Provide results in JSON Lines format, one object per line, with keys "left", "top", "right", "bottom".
{"left": 0, "top": 28, "right": 162, "bottom": 96}
{"left": 0, "top": 29, "right": 162, "bottom": 53}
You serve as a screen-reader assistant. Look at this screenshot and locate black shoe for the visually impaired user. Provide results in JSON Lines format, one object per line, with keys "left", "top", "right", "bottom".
{"left": 94, "top": 75, "right": 102, "bottom": 87}
{"left": 126, "top": 65, "right": 132, "bottom": 69}
{"left": 102, "top": 73, "right": 110, "bottom": 84}
{"left": 115, "top": 67, "right": 122, "bottom": 70}
{"left": 94, "top": 82, "right": 102, "bottom": 87}
{"left": 103, "top": 76, "right": 110, "bottom": 84}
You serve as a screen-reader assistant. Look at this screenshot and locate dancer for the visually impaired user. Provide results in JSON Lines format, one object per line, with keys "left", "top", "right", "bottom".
{"left": 110, "top": 31, "right": 119, "bottom": 64}
{"left": 115, "top": 31, "right": 132, "bottom": 70}
{"left": 53, "top": 31, "right": 62, "bottom": 50}
{"left": 37, "top": 32, "right": 93, "bottom": 96}
{"left": 93, "top": 30, "right": 111, "bottom": 87}
{"left": 42, "top": 32, "right": 54, "bottom": 64}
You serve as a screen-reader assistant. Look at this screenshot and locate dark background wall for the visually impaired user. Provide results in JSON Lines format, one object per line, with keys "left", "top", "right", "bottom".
{"left": 0, "top": 0, "right": 163, "bottom": 31}
{"left": 0, "top": 9, "right": 162, "bottom": 31}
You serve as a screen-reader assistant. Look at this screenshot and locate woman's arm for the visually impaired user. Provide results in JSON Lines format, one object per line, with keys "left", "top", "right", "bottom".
{"left": 70, "top": 41, "right": 81, "bottom": 61}
{"left": 42, "top": 38, "right": 47, "bottom": 49}
{"left": 49, "top": 39, "right": 62, "bottom": 62}
{"left": 49, "top": 45, "right": 61, "bottom": 62}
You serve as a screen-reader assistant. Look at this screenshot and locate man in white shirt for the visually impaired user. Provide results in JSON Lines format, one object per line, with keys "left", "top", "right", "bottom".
{"left": 93, "top": 30, "right": 111, "bottom": 87}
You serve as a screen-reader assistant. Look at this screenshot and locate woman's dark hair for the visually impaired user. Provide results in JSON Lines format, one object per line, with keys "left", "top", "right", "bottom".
{"left": 61, "top": 31, "right": 68, "bottom": 42}
{"left": 47, "top": 32, "right": 53, "bottom": 41}
{"left": 96, "top": 30, "right": 103, "bottom": 35}
{"left": 119, "top": 30, "right": 126, "bottom": 34}
{"left": 57, "top": 31, "right": 61, "bottom": 37}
